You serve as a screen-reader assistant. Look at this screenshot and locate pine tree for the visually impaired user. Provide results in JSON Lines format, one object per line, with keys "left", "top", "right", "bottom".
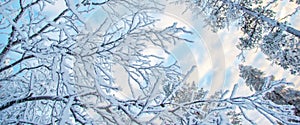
{"left": 239, "top": 65, "right": 300, "bottom": 122}
{"left": 183, "top": 0, "right": 300, "bottom": 75}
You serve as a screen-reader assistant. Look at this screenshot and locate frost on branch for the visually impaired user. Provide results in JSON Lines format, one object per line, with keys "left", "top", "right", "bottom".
{"left": 0, "top": 0, "right": 199, "bottom": 123}
{"left": 160, "top": 83, "right": 243, "bottom": 124}
{"left": 265, "top": 87, "right": 300, "bottom": 117}
{"left": 160, "top": 73, "right": 300, "bottom": 124}
{"left": 239, "top": 65, "right": 300, "bottom": 123}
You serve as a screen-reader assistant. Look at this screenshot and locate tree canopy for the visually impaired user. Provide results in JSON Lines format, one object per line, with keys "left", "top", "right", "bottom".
{"left": 0, "top": 0, "right": 299, "bottom": 124}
